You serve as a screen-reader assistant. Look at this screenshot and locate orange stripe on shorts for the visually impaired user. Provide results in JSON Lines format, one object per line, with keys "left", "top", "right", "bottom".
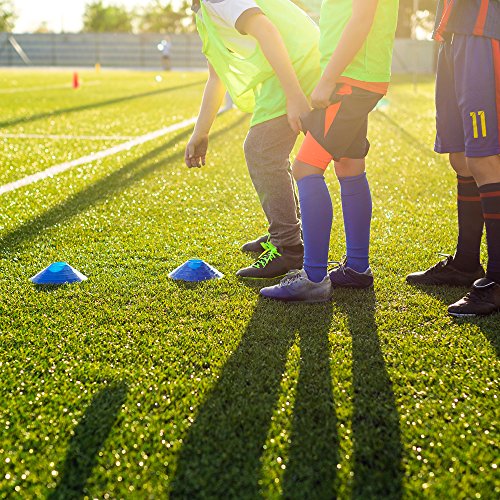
{"left": 492, "top": 39, "right": 500, "bottom": 146}
{"left": 473, "top": 0, "right": 489, "bottom": 36}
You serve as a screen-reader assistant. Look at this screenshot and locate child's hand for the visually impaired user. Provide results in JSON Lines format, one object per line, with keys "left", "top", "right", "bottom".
{"left": 311, "top": 78, "right": 336, "bottom": 109}
{"left": 287, "top": 93, "right": 311, "bottom": 134}
{"left": 185, "top": 133, "right": 209, "bottom": 168}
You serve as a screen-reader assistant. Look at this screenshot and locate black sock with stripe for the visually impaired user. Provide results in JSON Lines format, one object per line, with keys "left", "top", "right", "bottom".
{"left": 454, "top": 175, "right": 484, "bottom": 272}
{"left": 479, "top": 182, "right": 500, "bottom": 284}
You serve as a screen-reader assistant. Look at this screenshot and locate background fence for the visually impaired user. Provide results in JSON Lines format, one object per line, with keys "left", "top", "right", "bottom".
{"left": 0, "top": 33, "right": 205, "bottom": 69}
{"left": 0, "top": 32, "right": 435, "bottom": 73}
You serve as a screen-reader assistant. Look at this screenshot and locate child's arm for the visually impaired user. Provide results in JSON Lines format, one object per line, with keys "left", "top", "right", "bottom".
{"left": 236, "top": 10, "right": 310, "bottom": 134}
{"left": 311, "top": 0, "right": 379, "bottom": 108}
{"left": 185, "top": 62, "right": 226, "bottom": 168}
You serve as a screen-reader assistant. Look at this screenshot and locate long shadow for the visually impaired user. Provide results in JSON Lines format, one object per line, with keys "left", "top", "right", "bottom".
{"left": 408, "top": 284, "right": 500, "bottom": 358}
{"left": 282, "top": 304, "right": 338, "bottom": 499}
{"left": 49, "top": 381, "right": 128, "bottom": 499}
{"left": 0, "top": 114, "right": 247, "bottom": 257}
{"left": 0, "top": 80, "right": 204, "bottom": 130}
{"left": 333, "top": 288, "right": 403, "bottom": 499}
{"left": 170, "top": 299, "right": 337, "bottom": 499}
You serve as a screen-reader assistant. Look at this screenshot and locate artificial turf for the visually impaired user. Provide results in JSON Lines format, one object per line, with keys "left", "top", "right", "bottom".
{"left": 0, "top": 70, "right": 498, "bottom": 499}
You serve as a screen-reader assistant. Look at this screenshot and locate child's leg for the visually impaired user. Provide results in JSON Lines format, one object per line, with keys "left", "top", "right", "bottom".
{"left": 260, "top": 85, "right": 381, "bottom": 302}
{"left": 238, "top": 115, "right": 303, "bottom": 279}
{"left": 445, "top": 35, "right": 500, "bottom": 316}
{"left": 334, "top": 158, "right": 372, "bottom": 273}
{"left": 467, "top": 155, "right": 500, "bottom": 285}
{"left": 293, "top": 159, "right": 333, "bottom": 283}
{"left": 448, "top": 153, "right": 484, "bottom": 272}
{"left": 407, "top": 38, "right": 486, "bottom": 286}
{"left": 295, "top": 86, "right": 381, "bottom": 281}
{"left": 243, "top": 115, "right": 301, "bottom": 249}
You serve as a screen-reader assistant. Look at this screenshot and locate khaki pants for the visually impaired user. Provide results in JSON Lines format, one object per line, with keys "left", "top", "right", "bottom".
{"left": 244, "top": 115, "right": 302, "bottom": 248}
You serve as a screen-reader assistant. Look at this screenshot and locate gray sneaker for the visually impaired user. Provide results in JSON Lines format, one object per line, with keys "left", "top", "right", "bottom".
{"left": 260, "top": 269, "right": 332, "bottom": 303}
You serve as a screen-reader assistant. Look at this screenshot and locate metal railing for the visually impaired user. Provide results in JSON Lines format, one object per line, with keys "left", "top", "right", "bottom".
{"left": 0, "top": 33, "right": 435, "bottom": 74}
{"left": 0, "top": 32, "right": 205, "bottom": 69}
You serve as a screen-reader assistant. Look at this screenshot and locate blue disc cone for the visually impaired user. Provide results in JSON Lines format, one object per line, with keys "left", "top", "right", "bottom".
{"left": 169, "top": 259, "right": 223, "bottom": 282}
{"left": 30, "top": 262, "right": 87, "bottom": 285}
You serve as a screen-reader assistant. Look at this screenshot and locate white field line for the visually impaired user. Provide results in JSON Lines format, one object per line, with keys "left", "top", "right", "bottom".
{"left": 0, "top": 81, "right": 101, "bottom": 94}
{"left": 0, "top": 116, "right": 197, "bottom": 196}
{"left": 0, "top": 133, "right": 136, "bottom": 141}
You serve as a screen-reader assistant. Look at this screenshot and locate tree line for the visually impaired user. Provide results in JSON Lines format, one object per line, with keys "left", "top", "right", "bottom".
{"left": 1, "top": 0, "right": 434, "bottom": 37}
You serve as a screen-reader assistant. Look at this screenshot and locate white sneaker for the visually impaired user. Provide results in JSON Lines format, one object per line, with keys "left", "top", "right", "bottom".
{"left": 260, "top": 269, "right": 332, "bottom": 303}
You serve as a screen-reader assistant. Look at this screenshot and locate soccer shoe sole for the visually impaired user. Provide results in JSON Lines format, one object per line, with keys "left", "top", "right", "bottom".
{"left": 260, "top": 294, "right": 333, "bottom": 304}
{"left": 406, "top": 268, "right": 485, "bottom": 287}
{"left": 237, "top": 274, "right": 287, "bottom": 280}
{"left": 448, "top": 306, "right": 500, "bottom": 318}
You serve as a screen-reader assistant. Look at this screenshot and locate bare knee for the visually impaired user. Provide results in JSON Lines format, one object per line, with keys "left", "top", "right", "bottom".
{"left": 334, "top": 158, "right": 365, "bottom": 178}
{"left": 449, "top": 152, "right": 470, "bottom": 176}
{"left": 466, "top": 155, "right": 500, "bottom": 187}
{"left": 292, "top": 160, "right": 324, "bottom": 181}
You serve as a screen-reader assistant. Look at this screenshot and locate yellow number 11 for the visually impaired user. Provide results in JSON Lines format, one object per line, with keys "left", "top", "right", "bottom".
{"left": 470, "top": 111, "right": 487, "bottom": 139}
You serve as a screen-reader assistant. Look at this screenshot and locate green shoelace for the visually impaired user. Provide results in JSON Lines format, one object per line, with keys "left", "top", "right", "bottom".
{"left": 251, "top": 242, "right": 282, "bottom": 269}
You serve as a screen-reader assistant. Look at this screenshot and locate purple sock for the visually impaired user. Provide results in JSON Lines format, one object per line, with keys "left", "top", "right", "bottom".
{"left": 297, "top": 174, "right": 333, "bottom": 283}
{"left": 339, "top": 172, "right": 372, "bottom": 273}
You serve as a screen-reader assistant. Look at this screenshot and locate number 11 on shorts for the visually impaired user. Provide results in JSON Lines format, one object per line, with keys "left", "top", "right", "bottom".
{"left": 470, "top": 111, "right": 487, "bottom": 139}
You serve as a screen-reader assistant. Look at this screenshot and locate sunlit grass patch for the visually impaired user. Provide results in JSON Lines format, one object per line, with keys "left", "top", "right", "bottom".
{"left": 0, "top": 71, "right": 498, "bottom": 499}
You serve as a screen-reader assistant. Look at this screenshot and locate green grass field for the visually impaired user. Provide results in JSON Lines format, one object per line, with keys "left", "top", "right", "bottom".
{"left": 0, "top": 69, "right": 498, "bottom": 499}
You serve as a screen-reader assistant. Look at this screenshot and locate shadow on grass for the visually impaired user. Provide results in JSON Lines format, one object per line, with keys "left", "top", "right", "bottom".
{"left": 408, "top": 284, "right": 500, "bottom": 358}
{"left": 281, "top": 303, "right": 338, "bottom": 499}
{"left": 333, "top": 288, "right": 403, "bottom": 499}
{"left": 0, "top": 114, "right": 247, "bottom": 257}
{"left": 0, "top": 80, "right": 205, "bottom": 130}
{"left": 49, "top": 381, "right": 128, "bottom": 500}
{"left": 170, "top": 298, "right": 338, "bottom": 499}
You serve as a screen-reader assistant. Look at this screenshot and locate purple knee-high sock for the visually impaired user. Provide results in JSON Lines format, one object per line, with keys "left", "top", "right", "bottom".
{"left": 339, "top": 172, "right": 372, "bottom": 272}
{"left": 297, "top": 174, "right": 333, "bottom": 283}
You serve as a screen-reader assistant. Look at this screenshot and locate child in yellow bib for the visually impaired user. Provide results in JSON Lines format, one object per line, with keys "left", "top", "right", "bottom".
{"left": 186, "top": 0, "right": 321, "bottom": 279}
{"left": 261, "top": 0, "right": 399, "bottom": 302}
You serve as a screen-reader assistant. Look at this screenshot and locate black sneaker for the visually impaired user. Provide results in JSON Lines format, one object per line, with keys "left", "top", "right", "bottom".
{"left": 241, "top": 233, "right": 270, "bottom": 253}
{"left": 406, "top": 255, "right": 485, "bottom": 286}
{"left": 236, "top": 242, "right": 303, "bottom": 279}
{"left": 328, "top": 259, "right": 374, "bottom": 289}
{"left": 448, "top": 278, "right": 500, "bottom": 317}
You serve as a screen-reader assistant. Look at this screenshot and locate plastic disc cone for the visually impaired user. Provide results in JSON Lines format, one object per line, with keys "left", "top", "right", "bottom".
{"left": 169, "top": 259, "right": 223, "bottom": 282}
{"left": 30, "top": 262, "right": 87, "bottom": 285}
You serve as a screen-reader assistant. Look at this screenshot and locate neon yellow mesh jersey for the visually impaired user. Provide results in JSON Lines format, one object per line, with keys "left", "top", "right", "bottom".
{"left": 196, "top": 0, "right": 321, "bottom": 126}
{"left": 319, "top": 0, "right": 399, "bottom": 83}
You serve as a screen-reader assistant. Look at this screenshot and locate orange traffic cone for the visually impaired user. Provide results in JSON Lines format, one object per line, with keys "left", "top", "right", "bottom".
{"left": 72, "top": 72, "right": 80, "bottom": 89}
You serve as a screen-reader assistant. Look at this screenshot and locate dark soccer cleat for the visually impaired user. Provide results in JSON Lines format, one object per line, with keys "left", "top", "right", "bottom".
{"left": 241, "top": 233, "right": 270, "bottom": 253}
{"left": 448, "top": 278, "right": 500, "bottom": 317}
{"left": 328, "top": 259, "right": 374, "bottom": 289}
{"left": 406, "top": 255, "right": 485, "bottom": 286}
{"left": 236, "top": 242, "right": 303, "bottom": 279}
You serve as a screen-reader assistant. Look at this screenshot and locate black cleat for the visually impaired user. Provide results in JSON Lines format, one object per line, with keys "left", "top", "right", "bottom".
{"left": 236, "top": 242, "right": 303, "bottom": 279}
{"left": 406, "top": 255, "right": 485, "bottom": 287}
{"left": 241, "top": 233, "right": 270, "bottom": 253}
{"left": 448, "top": 278, "right": 500, "bottom": 317}
{"left": 328, "top": 259, "right": 374, "bottom": 289}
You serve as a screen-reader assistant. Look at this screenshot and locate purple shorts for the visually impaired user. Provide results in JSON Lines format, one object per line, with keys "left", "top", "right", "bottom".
{"left": 435, "top": 34, "right": 500, "bottom": 158}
